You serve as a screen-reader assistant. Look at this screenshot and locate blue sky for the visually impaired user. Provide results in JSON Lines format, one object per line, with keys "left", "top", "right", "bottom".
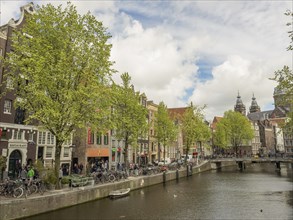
{"left": 1, "top": 0, "right": 292, "bottom": 121}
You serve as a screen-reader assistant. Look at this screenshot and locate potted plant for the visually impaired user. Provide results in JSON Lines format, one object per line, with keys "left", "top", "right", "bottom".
{"left": 61, "top": 176, "right": 70, "bottom": 188}
{"left": 44, "top": 169, "right": 57, "bottom": 190}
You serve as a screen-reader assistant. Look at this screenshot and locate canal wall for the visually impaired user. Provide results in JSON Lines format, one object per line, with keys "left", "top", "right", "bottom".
{"left": 0, "top": 160, "right": 236, "bottom": 220}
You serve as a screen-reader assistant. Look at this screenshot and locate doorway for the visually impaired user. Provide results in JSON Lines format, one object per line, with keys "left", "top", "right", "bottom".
{"left": 8, "top": 150, "right": 22, "bottom": 179}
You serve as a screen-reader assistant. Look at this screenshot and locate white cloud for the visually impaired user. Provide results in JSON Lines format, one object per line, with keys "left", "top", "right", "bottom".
{"left": 1, "top": 0, "right": 292, "bottom": 122}
{"left": 190, "top": 55, "right": 278, "bottom": 121}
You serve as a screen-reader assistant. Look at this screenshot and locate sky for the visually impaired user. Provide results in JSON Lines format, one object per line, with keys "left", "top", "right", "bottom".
{"left": 1, "top": 0, "right": 292, "bottom": 122}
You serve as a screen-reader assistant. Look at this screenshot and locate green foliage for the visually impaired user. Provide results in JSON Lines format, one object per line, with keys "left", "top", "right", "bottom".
{"left": 0, "top": 156, "right": 7, "bottom": 172}
{"left": 285, "top": 10, "right": 293, "bottom": 51}
{"left": 214, "top": 110, "right": 254, "bottom": 154}
{"left": 181, "top": 102, "right": 211, "bottom": 160}
{"left": 2, "top": 2, "right": 114, "bottom": 181}
{"left": 61, "top": 176, "right": 70, "bottom": 184}
{"left": 271, "top": 11, "right": 293, "bottom": 129}
{"left": 44, "top": 168, "right": 58, "bottom": 186}
{"left": 111, "top": 72, "right": 148, "bottom": 165}
{"left": 154, "top": 102, "right": 177, "bottom": 161}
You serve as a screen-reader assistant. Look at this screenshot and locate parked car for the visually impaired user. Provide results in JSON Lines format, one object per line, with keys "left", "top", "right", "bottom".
{"left": 181, "top": 155, "right": 193, "bottom": 162}
{"left": 158, "top": 158, "right": 171, "bottom": 166}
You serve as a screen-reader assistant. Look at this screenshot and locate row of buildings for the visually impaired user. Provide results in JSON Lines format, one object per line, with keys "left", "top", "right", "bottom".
{"left": 211, "top": 90, "right": 292, "bottom": 158}
{"left": 0, "top": 3, "right": 292, "bottom": 179}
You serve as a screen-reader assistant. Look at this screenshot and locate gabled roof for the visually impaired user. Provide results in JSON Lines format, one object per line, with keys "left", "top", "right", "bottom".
{"left": 168, "top": 107, "right": 188, "bottom": 120}
{"left": 210, "top": 116, "right": 223, "bottom": 130}
{"left": 247, "top": 110, "right": 273, "bottom": 121}
{"left": 270, "top": 106, "right": 289, "bottom": 118}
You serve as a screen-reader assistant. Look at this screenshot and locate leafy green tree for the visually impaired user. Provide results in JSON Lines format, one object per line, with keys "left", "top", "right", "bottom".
{"left": 272, "top": 10, "right": 293, "bottom": 128}
{"left": 111, "top": 73, "right": 148, "bottom": 167}
{"left": 214, "top": 110, "right": 254, "bottom": 156}
{"left": 181, "top": 102, "right": 211, "bottom": 162}
{"left": 3, "top": 3, "right": 114, "bottom": 187}
{"left": 154, "top": 102, "right": 177, "bottom": 163}
{"left": 0, "top": 156, "right": 7, "bottom": 180}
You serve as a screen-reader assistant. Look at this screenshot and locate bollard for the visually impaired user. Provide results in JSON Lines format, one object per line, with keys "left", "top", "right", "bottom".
{"left": 163, "top": 171, "right": 166, "bottom": 183}
{"left": 190, "top": 165, "right": 192, "bottom": 176}
{"left": 275, "top": 161, "right": 281, "bottom": 171}
{"left": 176, "top": 169, "right": 179, "bottom": 181}
{"left": 238, "top": 161, "right": 243, "bottom": 170}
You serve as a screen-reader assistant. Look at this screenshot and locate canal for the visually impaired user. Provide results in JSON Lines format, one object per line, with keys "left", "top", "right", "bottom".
{"left": 24, "top": 163, "right": 293, "bottom": 220}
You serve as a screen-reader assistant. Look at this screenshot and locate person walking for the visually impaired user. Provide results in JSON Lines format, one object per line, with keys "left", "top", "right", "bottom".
{"left": 20, "top": 165, "right": 27, "bottom": 183}
{"left": 27, "top": 166, "right": 34, "bottom": 186}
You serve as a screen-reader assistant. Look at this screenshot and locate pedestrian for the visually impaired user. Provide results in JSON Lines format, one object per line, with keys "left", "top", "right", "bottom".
{"left": 20, "top": 165, "right": 27, "bottom": 183}
{"left": 134, "top": 163, "right": 139, "bottom": 176}
{"left": 27, "top": 166, "right": 34, "bottom": 186}
{"left": 104, "top": 160, "right": 109, "bottom": 171}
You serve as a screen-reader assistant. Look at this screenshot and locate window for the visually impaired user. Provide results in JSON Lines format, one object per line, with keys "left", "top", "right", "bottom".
{"left": 28, "top": 133, "right": 33, "bottom": 142}
{"left": 63, "top": 147, "right": 69, "bottom": 158}
{"left": 4, "top": 100, "right": 12, "bottom": 114}
{"left": 47, "top": 132, "right": 54, "bottom": 145}
{"left": 6, "top": 76, "right": 13, "bottom": 89}
{"left": 46, "top": 146, "right": 53, "bottom": 158}
{"left": 96, "top": 133, "right": 102, "bottom": 145}
{"left": 38, "top": 131, "right": 46, "bottom": 145}
{"left": 103, "top": 134, "right": 108, "bottom": 145}
{"left": 13, "top": 130, "right": 22, "bottom": 140}
{"left": 1, "top": 128, "right": 7, "bottom": 139}
{"left": 88, "top": 129, "right": 94, "bottom": 144}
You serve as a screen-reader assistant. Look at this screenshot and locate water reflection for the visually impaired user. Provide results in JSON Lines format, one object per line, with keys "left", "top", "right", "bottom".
{"left": 24, "top": 163, "right": 293, "bottom": 220}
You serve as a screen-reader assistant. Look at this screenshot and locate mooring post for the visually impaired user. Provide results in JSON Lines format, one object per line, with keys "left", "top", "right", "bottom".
{"left": 190, "top": 165, "right": 193, "bottom": 176}
{"left": 238, "top": 161, "right": 243, "bottom": 170}
{"left": 275, "top": 161, "right": 281, "bottom": 171}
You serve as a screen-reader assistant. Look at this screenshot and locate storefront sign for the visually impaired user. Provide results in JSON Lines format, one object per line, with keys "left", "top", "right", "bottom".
{"left": 9, "top": 143, "right": 27, "bottom": 148}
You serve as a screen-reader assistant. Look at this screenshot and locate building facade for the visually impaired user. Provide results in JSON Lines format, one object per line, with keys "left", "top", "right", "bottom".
{"left": 0, "top": 4, "right": 72, "bottom": 179}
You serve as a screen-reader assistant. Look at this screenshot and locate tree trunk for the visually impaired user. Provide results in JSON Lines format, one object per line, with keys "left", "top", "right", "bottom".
{"left": 124, "top": 135, "right": 129, "bottom": 168}
{"left": 163, "top": 145, "right": 166, "bottom": 165}
{"left": 55, "top": 140, "right": 62, "bottom": 189}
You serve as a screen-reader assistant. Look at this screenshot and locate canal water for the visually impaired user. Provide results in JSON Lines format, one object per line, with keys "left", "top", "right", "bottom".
{"left": 25, "top": 163, "right": 293, "bottom": 220}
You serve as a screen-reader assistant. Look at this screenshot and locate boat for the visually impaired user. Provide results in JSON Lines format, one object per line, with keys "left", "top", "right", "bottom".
{"left": 109, "top": 188, "right": 131, "bottom": 199}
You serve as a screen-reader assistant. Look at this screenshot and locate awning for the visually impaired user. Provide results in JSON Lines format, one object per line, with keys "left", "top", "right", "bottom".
{"left": 86, "top": 148, "right": 109, "bottom": 157}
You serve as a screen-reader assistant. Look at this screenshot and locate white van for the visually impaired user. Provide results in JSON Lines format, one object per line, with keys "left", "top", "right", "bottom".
{"left": 158, "top": 158, "right": 171, "bottom": 166}
{"left": 181, "top": 155, "right": 193, "bottom": 162}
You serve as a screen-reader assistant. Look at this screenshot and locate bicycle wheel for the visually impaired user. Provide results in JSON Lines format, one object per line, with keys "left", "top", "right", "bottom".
{"left": 38, "top": 184, "right": 46, "bottom": 195}
{"left": 13, "top": 187, "right": 23, "bottom": 198}
{"left": 108, "top": 174, "right": 116, "bottom": 182}
{"left": 28, "top": 185, "right": 38, "bottom": 195}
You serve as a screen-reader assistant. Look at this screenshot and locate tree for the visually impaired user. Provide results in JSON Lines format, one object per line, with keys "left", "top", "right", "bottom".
{"left": 181, "top": 102, "right": 211, "bottom": 162}
{"left": 272, "top": 10, "right": 293, "bottom": 128}
{"left": 3, "top": 3, "right": 114, "bottom": 187}
{"left": 154, "top": 102, "right": 177, "bottom": 163}
{"left": 111, "top": 73, "right": 148, "bottom": 167}
{"left": 0, "top": 156, "right": 7, "bottom": 180}
{"left": 214, "top": 110, "right": 254, "bottom": 156}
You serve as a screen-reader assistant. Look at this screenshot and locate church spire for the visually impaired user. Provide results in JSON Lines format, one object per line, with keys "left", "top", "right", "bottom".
{"left": 249, "top": 93, "right": 261, "bottom": 113}
{"left": 234, "top": 91, "right": 246, "bottom": 115}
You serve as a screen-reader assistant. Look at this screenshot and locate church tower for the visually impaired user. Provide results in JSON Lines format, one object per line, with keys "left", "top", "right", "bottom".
{"left": 234, "top": 91, "right": 246, "bottom": 115}
{"left": 249, "top": 93, "right": 261, "bottom": 113}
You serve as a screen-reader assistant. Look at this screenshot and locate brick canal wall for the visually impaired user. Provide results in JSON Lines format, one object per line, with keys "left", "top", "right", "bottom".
{"left": 0, "top": 160, "right": 236, "bottom": 220}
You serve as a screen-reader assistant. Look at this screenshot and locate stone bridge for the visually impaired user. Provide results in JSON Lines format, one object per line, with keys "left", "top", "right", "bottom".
{"left": 209, "top": 157, "right": 293, "bottom": 170}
